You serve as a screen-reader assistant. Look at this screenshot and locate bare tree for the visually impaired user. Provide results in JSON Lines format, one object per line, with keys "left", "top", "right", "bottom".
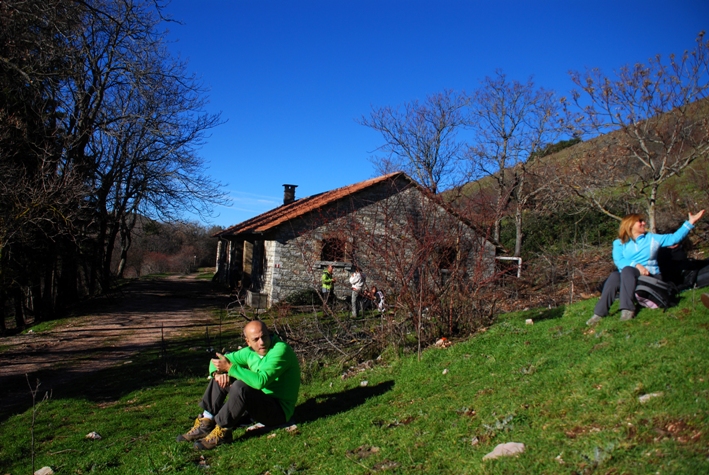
{"left": 468, "top": 70, "right": 563, "bottom": 254}
{"left": 359, "top": 90, "right": 470, "bottom": 194}
{"left": 566, "top": 32, "right": 709, "bottom": 231}
{"left": 0, "top": 0, "right": 229, "bottom": 327}
{"left": 0, "top": 0, "right": 88, "bottom": 328}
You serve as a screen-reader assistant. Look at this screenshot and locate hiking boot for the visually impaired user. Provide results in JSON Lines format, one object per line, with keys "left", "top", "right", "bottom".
{"left": 586, "top": 314, "right": 602, "bottom": 326}
{"left": 620, "top": 310, "right": 635, "bottom": 321}
{"left": 176, "top": 416, "right": 215, "bottom": 442}
{"left": 193, "top": 425, "right": 232, "bottom": 450}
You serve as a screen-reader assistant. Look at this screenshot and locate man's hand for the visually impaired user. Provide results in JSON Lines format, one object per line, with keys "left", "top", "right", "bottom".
{"left": 636, "top": 263, "right": 650, "bottom": 276}
{"left": 211, "top": 353, "right": 232, "bottom": 388}
{"left": 211, "top": 352, "right": 232, "bottom": 374}
{"left": 214, "top": 372, "right": 230, "bottom": 388}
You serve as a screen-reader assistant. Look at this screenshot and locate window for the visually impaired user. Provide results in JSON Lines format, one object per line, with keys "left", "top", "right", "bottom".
{"left": 437, "top": 246, "right": 457, "bottom": 270}
{"left": 437, "top": 246, "right": 457, "bottom": 286}
{"left": 321, "top": 237, "right": 346, "bottom": 262}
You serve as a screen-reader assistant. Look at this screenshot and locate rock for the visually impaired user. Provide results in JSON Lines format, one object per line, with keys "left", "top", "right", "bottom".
{"left": 34, "top": 468, "right": 54, "bottom": 475}
{"left": 638, "top": 392, "right": 663, "bottom": 404}
{"left": 435, "top": 337, "right": 452, "bottom": 348}
{"left": 85, "top": 431, "right": 102, "bottom": 440}
{"left": 482, "top": 442, "right": 525, "bottom": 460}
{"left": 525, "top": 319, "right": 533, "bottom": 325}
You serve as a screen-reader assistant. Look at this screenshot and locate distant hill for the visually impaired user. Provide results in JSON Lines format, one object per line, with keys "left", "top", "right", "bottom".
{"left": 446, "top": 96, "right": 709, "bottom": 249}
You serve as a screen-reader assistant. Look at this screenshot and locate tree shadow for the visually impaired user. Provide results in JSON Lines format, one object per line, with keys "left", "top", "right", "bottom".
{"left": 525, "top": 305, "right": 566, "bottom": 322}
{"left": 234, "top": 380, "right": 395, "bottom": 441}
{"left": 0, "top": 337, "right": 211, "bottom": 423}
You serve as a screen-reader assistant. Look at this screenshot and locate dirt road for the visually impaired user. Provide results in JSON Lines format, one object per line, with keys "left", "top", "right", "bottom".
{"left": 0, "top": 274, "right": 233, "bottom": 419}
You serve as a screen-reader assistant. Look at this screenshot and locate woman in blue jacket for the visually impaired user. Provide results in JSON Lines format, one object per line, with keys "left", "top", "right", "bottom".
{"left": 587, "top": 209, "right": 705, "bottom": 325}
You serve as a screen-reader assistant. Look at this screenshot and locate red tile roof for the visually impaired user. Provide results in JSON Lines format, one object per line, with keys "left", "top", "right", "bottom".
{"left": 215, "top": 172, "right": 414, "bottom": 237}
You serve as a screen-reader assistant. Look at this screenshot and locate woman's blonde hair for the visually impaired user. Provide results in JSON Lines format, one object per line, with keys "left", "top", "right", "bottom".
{"left": 618, "top": 214, "right": 644, "bottom": 244}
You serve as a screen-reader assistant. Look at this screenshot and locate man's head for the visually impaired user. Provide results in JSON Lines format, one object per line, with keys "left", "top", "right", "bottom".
{"left": 327, "top": 265, "right": 333, "bottom": 273}
{"left": 244, "top": 320, "right": 271, "bottom": 356}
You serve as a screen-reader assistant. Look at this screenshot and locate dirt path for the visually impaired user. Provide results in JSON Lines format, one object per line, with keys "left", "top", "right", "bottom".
{"left": 0, "top": 274, "right": 233, "bottom": 418}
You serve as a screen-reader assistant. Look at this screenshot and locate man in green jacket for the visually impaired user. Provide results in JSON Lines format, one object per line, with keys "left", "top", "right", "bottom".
{"left": 177, "top": 320, "right": 301, "bottom": 450}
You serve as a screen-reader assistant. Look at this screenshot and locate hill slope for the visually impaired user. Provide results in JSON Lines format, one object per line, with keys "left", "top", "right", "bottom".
{"left": 1, "top": 289, "right": 709, "bottom": 473}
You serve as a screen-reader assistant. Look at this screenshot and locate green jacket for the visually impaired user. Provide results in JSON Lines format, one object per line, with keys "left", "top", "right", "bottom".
{"left": 321, "top": 269, "right": 334, "bottom": 290}
{"left": 208, "top": 335, "right": 301, "bottom": 420}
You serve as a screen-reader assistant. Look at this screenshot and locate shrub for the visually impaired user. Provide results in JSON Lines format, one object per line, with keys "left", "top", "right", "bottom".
{"left": 283, "top": 288, "right": 322, "bottom": 306}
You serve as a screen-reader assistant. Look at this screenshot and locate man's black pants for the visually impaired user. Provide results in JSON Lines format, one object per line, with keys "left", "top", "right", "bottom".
{"left": 199, "top": 378, "right": 286, "bottom": 429}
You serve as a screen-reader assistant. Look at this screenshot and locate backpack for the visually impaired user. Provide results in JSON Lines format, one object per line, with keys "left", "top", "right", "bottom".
{"left": 635, "top": 276, "right": 679, "bottom": 310}
{"left": 696, "top": 264, "right": 709, "bottom": 289}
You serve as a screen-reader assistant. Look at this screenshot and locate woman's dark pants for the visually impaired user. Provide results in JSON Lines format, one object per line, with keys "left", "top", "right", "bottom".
{"left": 594, "top": 266, "right": 640, "bottom": 316}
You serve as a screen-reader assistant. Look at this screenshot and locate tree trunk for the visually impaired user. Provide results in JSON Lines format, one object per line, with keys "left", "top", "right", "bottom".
{"left": 12, "top": 287, "right": 25, "bottom": 330}
{"left": 0, "top": 290, "right": 6, "bottom": 335}
{"left": 513, "top": 171, "right": 525, "bottom": 257}
{"left": 648, "top": 185, "right": 659, "bottom": 233}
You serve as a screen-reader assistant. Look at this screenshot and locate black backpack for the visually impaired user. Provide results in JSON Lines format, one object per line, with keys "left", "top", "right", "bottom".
{"left": 635, "top": 276, "right": 679, "bottom": 310}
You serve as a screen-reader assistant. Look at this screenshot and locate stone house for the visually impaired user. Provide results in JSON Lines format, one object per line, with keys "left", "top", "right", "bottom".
{"left": 213, "top": 172, "right": 496, "bottom": 308}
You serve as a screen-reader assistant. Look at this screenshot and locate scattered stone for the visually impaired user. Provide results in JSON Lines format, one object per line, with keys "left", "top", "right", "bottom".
{"left": 638, "top": 392, "right": 663, "bottom": 404}
{"left": 341, "top": 359, "right": 376, "bottom": 379}
{"left": 85, "top": 431, "right": 101, "bottom": 440}
{"left": 360, "top": 380, "right": 369, "bottom": 387}
{"left": 482, "top": 442, "right": 525, "bottom": 460}
{"left": 442, "top": 368, "right": 449, "bottom": 375}
{"left": 435, "top": 337, "right": 452, "bottom": 348}
{"left": 34, "top": 468, "right": 54, "bottom": 475}
{"left": 525, "top": 319, "right": 533, "bottom": 325}
{"left": 348, "top": 445, "right": 380, "bottom": 459}
{"left": 372, "top": 460, "right": 398, "bottom": 470}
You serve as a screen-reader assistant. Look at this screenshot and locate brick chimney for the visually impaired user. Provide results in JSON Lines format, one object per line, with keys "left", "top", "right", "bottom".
{"left": 283, "top": 184, "right": 297, "bottom": 205}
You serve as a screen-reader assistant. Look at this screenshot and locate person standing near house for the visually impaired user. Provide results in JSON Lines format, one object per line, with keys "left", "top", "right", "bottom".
{"left": 176, "top": 320, "right": 300, "bottom": 450}
{"left": 349, "top": 266, "right": 366, "bottom": 318}
{"left": 321, "top": 265, "right": 335, "bottom": 305}
{"left": 368, "top": 285, "right": 387, "bottom": 314}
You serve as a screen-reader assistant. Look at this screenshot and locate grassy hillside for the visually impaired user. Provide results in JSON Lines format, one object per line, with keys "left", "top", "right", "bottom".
{"left": 2, "top": 292, "right": 709, "bottom": 474}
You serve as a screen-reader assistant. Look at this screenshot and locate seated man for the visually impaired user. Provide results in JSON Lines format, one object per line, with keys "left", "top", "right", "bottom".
{"left": 177, "top": 320, "right": 301, "bottom": 450}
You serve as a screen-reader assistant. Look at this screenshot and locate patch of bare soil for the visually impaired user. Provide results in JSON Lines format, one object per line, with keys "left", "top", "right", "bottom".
{"left": 0, "top": 274, "right": 232, "bottom": 419}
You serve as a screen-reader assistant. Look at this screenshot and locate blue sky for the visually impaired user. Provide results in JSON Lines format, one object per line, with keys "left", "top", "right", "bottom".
{"left": 162, "top": 0, "right": 709, "bottom": 228}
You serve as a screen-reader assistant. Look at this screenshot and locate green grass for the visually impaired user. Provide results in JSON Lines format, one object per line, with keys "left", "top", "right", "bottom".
{"left": 194, "top": 267, "right": 216, "bottom": 280}
{"left": 2, "top": 291, "right": 709, "bottom": 474}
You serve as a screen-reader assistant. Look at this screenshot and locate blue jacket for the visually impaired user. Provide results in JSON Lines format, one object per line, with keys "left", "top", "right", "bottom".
{"left": 612, "top": 221, "right": 694, "bottom": 275}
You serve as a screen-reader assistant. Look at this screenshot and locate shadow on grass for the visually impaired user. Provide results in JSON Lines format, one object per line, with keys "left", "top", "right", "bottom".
{"left": 294, "top": 381, "right": 394, "bottom": 424}
{"left": 235, "top": 380, "right": 395, "bottom": 441}
{"left": 526, "top": 305, "right": 566, "bottom": 322}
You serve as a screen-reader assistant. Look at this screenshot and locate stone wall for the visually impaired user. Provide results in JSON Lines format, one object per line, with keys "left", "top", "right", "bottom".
{"left": 258, "top": 179, "right": 495, "bottom": 306}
